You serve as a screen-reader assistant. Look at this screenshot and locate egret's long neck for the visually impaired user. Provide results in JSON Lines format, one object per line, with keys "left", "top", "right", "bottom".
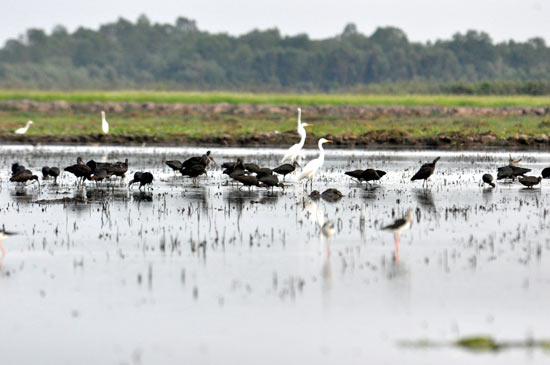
{"left": 297, "top": 126, "right": 307, "bottom": 147}
{"left": 318, "top": 141, "right": 325, "bottom": 163}
{"left": 26, "top": 121, "right": 32, "bottom": 127}
{"left": 297, "top": 109, "right": 301, "bottom": 126}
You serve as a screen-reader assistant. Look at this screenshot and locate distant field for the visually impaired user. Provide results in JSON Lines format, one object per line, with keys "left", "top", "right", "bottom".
{"left": 1, "top": 90, "right": 550, "bottom": 107}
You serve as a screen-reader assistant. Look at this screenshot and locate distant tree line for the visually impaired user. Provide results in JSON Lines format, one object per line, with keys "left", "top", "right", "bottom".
{"left": 1, "top": 15, "right": 550, "bottom": 94}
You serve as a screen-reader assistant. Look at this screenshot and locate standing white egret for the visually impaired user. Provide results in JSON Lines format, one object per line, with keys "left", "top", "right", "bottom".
{"left": 299, "top": 138, "right": 332, "bottom": 190}
{"left": 281, "top": 108, "right": 311, "bottom": 163}
{"left": 101, "top": 111, "right": 109, "bottom": 134}
{"left": 15, "top": 120, "right": 33, "bottom": 135}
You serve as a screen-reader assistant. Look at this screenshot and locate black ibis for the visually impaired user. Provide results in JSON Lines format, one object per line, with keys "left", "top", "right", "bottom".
{"left": 344, "top": 169, "right": 364, "bottom": 182}
{"left": 182, "top": 151, "right": 214, "bottom": 169}
{"left": 259, "top": 175, "right": 284, "bottom": 191}
{"left": 518, "top": 176, "right": 542, "bottom": 189}
{"left": 233, "top": 175, "right": 266, "bottom": 190}
{"left": 482, "top": 174, "right": 495, "bottom": 188}
{"left": 411, "top": 157, "right": 440, "bottom": 186}
{"left": 41, "top": 166, "right": 60, "bottom": 183}
{"left": 65, "top": 160, "right": 94, "bottom": 185}
{"left": 10, "top": 169, "right": 40, "bottom": 189}
{"left": 272, "top": 162, "right": 299, "bottom": 181}
{"left": 541, "top": 167, "right": 550, "bottom": 179}
{"left": 129, "top": 172, "right": 154, "bottom": 190}
{"left": 11, "top": 163, "right": 25, "bottom": 175}
{"left": 166, "top": 160, "right": 183, "bottom": 174}
{"left": 181, "top": 164, "right": 208, "bottom": 185}
{"left": 244, "top": 163, "right": 261, "bottom": 174}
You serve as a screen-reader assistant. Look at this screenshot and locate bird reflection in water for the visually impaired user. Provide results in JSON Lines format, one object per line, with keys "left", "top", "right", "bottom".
{"left": 414, "top": 188, "right": 436, "bottom": 211}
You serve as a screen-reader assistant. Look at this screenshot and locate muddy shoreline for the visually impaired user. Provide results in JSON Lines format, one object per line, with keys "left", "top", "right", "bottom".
{"left": 2, "top": 130, "right": 550, "bottom": 150}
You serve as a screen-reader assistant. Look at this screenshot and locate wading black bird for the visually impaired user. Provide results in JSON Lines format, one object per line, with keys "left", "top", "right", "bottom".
{"left": 244, "top": 163, "right": 261, "bottom": 174}
{"left": 361, "top": 169, "right": 386, "bottom": 185}
{"left": 128, "top": 172, "right": 154, "bottom": 190}
{"left": 65, "top": 160, "right": 94, "bottom": 185}
{"left": 382, "top": 209, "right": 414, "bottom": 263}
{"left": 110, "top": 159, "right": 129, "bottom": 179}
{"left": 541, "top": 167, "right": 550, "bottom": 179}
{"left": 255, "top": 167, "right": 273, "bottom": 180}
{"left": 518, "top": 176, "right": 542, "bottom": 189}
{"left": 223, "top": 158, "right": 246, "bottom": 178}
{"left": 411, "top": 157, "right": 440, "bottom": 187}
{"left": 182, "top": 151, "right": 214, "bottom": 169}
{"left": 273, "top": 162, "right": 299, "bottom": 181}
{"left": 497, "top": 165, "right": 531, "bottom": 181}
{"left": 259, "top": 174, "right": 284, "bottom": 191}
{"left": 234, "top": 175, "right": 267, "bottom": 190}
{"left": 181, "top": 164, "right": 208, "bottom": 185}
{"left": 10, "top": 169, "right": 40, "bottom": 189}
{"left": 482, "top": 174, "right": 496, "bottom": 188}
{"left": 42, "top": 166, "right": 60, "bottom": 183}
{"left": 88, "top": 168, "right": 110, "bottom": 185}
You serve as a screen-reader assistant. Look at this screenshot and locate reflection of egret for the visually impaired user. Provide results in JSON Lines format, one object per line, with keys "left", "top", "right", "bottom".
{"left": 299, "top": 138, "right": 332, "bottom": 191}
{"left": 304, "top": 198, "right": 325, "bottom": 227}
{"left": 382, "top": 209, "right": 413, "bottom": 264}
{"left": 282, "top": 108, "right": 312, "bottom": 163}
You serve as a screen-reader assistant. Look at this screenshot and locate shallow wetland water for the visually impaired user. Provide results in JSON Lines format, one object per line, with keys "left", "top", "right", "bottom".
{"left": 1, "top": 145, "right": 549, "bottom": 364}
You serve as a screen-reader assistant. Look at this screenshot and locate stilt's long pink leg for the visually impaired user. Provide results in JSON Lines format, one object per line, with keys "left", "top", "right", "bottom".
{"left": 0, "top": 243, "right": 6, "bottom": 263}
{"left": 394, "top": 233, "right": 400, "bottom": 264}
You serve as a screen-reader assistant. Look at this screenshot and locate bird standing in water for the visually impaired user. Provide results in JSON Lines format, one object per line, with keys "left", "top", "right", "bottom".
{"left": 411, "top": 157, "right": 440, "bottom": 187}
{"left": 299, "top": 138, "right": 332, "bottom": 191}
{"left": 129, "top": 172, "right": 154, "bottom": 190}
{"left": 482, "top": 174, "right": 496, "bottom": 188}
{"left": 382, "top": 209, "right": 413, "bottom": 263}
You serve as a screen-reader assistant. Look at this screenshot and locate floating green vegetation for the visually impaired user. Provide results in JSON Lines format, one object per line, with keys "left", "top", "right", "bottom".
{"left": 401, "top": 336, "right": 550, "bottom": 352}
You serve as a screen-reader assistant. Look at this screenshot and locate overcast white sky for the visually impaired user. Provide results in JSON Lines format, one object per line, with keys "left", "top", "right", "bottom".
{"left": 2, "top": 0, "right": 548, "bottom": 45}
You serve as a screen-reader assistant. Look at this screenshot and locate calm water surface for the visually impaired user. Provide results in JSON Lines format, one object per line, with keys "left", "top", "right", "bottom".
{"left": 0, "top": 145, "right": 549, "bottom": 364}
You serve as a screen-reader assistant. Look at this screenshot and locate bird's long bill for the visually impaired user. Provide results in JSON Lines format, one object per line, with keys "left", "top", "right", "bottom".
{"left": 326, "top": 139, "right": 333, "bottom": 143}
{"left": 303, "top": 123, "right": 313, "bottom": 127}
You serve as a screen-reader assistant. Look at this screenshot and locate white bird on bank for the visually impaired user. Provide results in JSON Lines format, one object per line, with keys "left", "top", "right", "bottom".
{"left": 101, "top": 111, "right": 109, "bottom": 134}
{"left": 281, "top": 108, "right": 311, "bottom": 163}
{"left": 15, "top": 120, "right": 33, "bottom": 135}
{"left": 299, "top": 137, "right": 332, "bottom": 190}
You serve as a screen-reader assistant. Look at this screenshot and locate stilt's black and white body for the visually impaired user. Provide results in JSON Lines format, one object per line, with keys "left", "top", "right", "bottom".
{"left": 518, "top": 175, "right": 542, "bottom": 189}
{"left": 482, "top": 173, "right": 495, "bottom": 188}
{"left": 411, "top": 157, "right": 440, "bottom": 187}
{"left": 128, "top": 172, "right": 154, "bottom": 190}
{"left": 272, "top": 161, "right": 299, "bottom": 181}
{"left": 382, "top": 209, "right": 414, "bottom": 263}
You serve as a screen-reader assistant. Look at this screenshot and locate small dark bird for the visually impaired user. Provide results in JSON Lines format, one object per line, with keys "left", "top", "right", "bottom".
{"left": 128, "top": 172, "right": 154, "bottom": 190}
{"left": 42, "top": 166, "right": 51, "bottom": 179}
{"left": 497, "top": 165, "right": 531, "bottom": 180}
{"left": 321, "top": 188, "right": 343, "bottom": 202}
{"left": 411, "top": 157, "right": 440, "bottom": 186}
{"left": 88, "top": 168, "right": 110, "bottom": 185}
{"left": 542, "top": 167, "right": 550, "bottom": 179}
{"left": 110, "top": 158, "right": 129, "bottom": 179}
{"left": 273, "top": 162, "right": 299, "bottom": 181}
{"left": 166, "top": 160, "right": 183, "bottom": 174}
{"left": 224, "top": 158, "right": 246, "bottom": 178}
{"left": 518, "top": 176, "right": 542, "bottom": 189}
{"left": 233, "top": 175, "right": 266, "bottom": 189}
{"left": 182, "top": 151, "right": 213, "bottom": 169}
{"left": 65, "top": 160, "right": 94, "bottom": 185}
{"left": 10, "top": 169, "right": 40, "bottom": 188}
{"left": 48, "top": 167, "right": 60, "bottom": 184}
{"left": 482, "top": 174, "right": 495, "bottom": 188}
{"left": 259, "top": 174, "right": 284, "bottom": 191}
{"left": 181, "top": 164, "right": 208, "bottom": 185}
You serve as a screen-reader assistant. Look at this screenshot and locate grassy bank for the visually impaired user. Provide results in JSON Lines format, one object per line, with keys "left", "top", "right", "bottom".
{"left": 2, "top": 90, "right": 550, "bottom": 107}
{"left": 1, "top": 110, "right": 549, "bottom": 139}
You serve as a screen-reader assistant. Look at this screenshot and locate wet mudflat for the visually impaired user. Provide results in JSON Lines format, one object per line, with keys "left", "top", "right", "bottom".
{"left": 1, "top": 145, "right": 550, "bottom": 365}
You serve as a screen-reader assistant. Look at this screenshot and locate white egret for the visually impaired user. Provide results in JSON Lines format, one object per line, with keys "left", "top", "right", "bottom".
{"left": 281, "top": 108, "right": 311, "bottom": 163}
{"left": 15, "top": 120, "right": 33, "bottom": 135}
{"left": 299, "top": 138, "right": 332, "bottom": 190}
{"left": 101, "top": 111, "right": 109, "bottom": 134}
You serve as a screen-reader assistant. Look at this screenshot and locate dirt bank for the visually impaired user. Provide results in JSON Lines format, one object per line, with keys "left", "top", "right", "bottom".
{"left": 1, "top": 99, "right": 550, "bottom": 118}
{"left": 2, "top": 130, "right": 550, "bottom": 149}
